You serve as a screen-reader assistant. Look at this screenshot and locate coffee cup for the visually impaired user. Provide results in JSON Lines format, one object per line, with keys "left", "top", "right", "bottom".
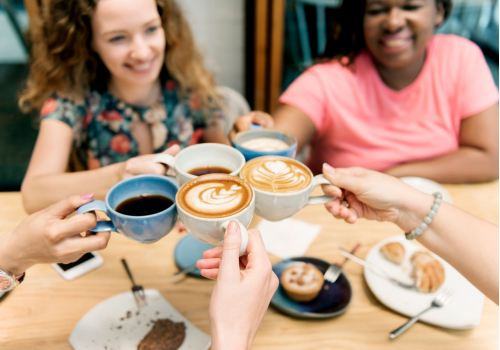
{"left": 153, "top": 143, "right": 246, "bottom": 186}
{"left": 76, "top": 175, "right": 179, "bottom": 243}
{"left": 232, "top": 130, "right": 297, "bottom": 161}
{"left": 240, "top": 156, "right": 335, "bottom": 222}
{"left": 176, "top": 174, "right": 255, "bottom": 256}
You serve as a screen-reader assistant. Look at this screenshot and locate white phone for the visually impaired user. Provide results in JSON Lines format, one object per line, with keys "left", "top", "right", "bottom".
{"left": 52, "top": 252, "right": 103, "bottom": 280}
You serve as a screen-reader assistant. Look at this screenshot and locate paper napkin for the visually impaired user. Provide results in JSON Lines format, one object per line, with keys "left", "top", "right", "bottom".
{"left": 256, "top": 218, "right": 322, "bottom": 259}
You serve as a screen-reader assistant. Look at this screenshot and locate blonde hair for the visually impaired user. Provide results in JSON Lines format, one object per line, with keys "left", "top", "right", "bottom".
{"left": 19, "top": 0, "right": 220, "bottom": 114}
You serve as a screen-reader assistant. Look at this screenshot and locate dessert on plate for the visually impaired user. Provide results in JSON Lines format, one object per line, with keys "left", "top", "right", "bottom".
{"left": 280, "top": 263, "right": 324, "bottom": 302}
{"left": 137, "top": 319, "right": 186, "bottom": 350}
{"left": 410, "top": 251, "right": 445, "bottom": 293}
{"left": 380, "top": 242, "right": 406, "bottom": 265}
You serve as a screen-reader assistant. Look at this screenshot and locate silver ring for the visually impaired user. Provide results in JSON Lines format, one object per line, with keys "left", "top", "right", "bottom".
{"left": 342, "top": 201, "right": 350, "bottom": 208}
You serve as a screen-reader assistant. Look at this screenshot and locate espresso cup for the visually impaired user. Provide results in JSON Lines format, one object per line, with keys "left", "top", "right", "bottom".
{"left": 76, "top": 175, "right": 179, "bottom": 243}
{"left": 240, "top": 156, "right": 336, "bottom": 222}
{"left": 153, "top": 143, "right": 246, "bottom": 186}
{"left": 232, "top": 130, "right": 298, "bottom": 161}
{"left": 176, "top": 174, "right": 255, "bottom": 256}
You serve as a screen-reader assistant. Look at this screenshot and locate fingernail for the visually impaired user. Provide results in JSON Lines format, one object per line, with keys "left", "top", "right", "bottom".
{"left": 179, "top": 227, "right": 185, "bottom": 233}
{"left": 81, "top": 193, "right": 94, "bottom": 200}
{"left": 226, "top": 221, "right": 239, "bottom": 235}
{"left": 323, "top": 163, "right": 335, "bottom": 174}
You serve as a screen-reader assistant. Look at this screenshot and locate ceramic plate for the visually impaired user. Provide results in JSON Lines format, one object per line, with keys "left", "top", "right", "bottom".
{"left": 271, "top": 257, "right": 352, "bottom": 319}
{"left": 400, "top": 177, "right": 453, "bottom": 203}
{"left": 174, "top": 234, "right": 215, "bottom": 277}
{"left": 364, "top": 236, "right": 484, "bottom": 329}
{"left": 69, "top": 289, "right": 211, "bottom": 350}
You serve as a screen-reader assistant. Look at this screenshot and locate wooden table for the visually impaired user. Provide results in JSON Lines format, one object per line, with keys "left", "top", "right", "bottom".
{"left": 0, "top": 181, "right": 498, "bottom": 349}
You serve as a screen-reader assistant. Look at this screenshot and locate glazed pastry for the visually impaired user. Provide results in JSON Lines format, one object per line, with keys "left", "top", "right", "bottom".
{"left": 137, "top": 319, "right": 185, "bottom": 350}
{"left": 280, "top": 263, "right": 324, "bottom": 302}
{"left": 380, "top": 242, "right": 406, "bottom": 265}
{"left": 410, "top": 251, "right": 445, "bottom": 293}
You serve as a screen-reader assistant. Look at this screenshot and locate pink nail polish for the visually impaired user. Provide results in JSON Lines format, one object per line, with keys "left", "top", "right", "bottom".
{"left": 81, "top": 193, "right": 94, "bottom": 200}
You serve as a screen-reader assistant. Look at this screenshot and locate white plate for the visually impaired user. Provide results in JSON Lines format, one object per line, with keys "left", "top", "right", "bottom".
{"left": 364, "top": 236, "right": 484, "bottom": 329}
{"left": 69, "top": 289, "right": 211, "bottom": 350}
{"left": 400, "top": 177, "right": 453, "bottom": 204}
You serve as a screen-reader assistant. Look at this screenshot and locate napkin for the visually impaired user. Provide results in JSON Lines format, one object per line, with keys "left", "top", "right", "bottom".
{"left": 256, "top": 218, "right": 322, "bottom": 259}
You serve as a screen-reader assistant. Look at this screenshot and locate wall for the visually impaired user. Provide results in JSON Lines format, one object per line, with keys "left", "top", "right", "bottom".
{"left": 179, "top": 0, "right": 246, "bottom": 95}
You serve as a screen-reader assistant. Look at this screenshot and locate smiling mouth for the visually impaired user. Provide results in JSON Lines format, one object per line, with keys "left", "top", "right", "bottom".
{"left": 126, "top": 59, "right": 155, "bottom": 72}
{"left": 383, "top": 39, "right": 410, "bottom": 48}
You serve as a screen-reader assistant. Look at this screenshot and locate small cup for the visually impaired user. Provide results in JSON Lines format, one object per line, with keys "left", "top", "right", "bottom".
{"left": 76, "top": 175, "right": 179, "bottom": 243}
{"left": 232, "top": 129, "right": 298, "bottom": 161}
{"left": 240, "top": 156, "right": 335, "bottom": 222}
{"left": 176, "top": 174, "right": 255, "bottom": 256}
{"left": 153, "top": 143, "right": 246, "bottom": 186}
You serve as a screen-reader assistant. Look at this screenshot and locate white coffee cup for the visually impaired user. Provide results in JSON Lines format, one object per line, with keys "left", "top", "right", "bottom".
{"left": 176, "top": 174, "right": 255, "bottom": 256}
{"left": 240, "top": 156, "right": 336, "bottom": 222}
{"left": 153, "top": 143, "right": 246, "bottom": 186}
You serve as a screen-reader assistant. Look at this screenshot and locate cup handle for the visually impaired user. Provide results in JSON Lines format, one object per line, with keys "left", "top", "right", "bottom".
{"left": 153, "top": 154, "right": 176, "bottom": 175}
{"left": 77, "top": 200, "right": 117, "bottom": 233}
{"left": 250, "top": 123, "right": 263, "bottom": 130}
{"left": 220, "top": 220, "right": 249, "bottom": 257}
{"left": 306, "top": 174, "right": 337, "bottom": 205}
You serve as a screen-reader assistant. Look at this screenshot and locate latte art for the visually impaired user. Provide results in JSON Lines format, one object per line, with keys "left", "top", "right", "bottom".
{"left": 241, "top": 137, "right": 290, "bottom": 151}
{"left": 177, "top": 174, "right": 253, "bottom": 218}
{"left": 241, "top": 156, "right": 311, "bottom": 193}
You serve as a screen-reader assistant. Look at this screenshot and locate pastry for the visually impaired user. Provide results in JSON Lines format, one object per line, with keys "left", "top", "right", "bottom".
{"left": 410, "top": 251, "right": 445, "bottom": 293}
{"left": 380, "top": 242, "right": 406, "bottom": 265}
{"left": 138, "top": 319, "right": 186, "bottom": 350}
{"left": 280, "top": 263, "right": 324, "bottom": 302}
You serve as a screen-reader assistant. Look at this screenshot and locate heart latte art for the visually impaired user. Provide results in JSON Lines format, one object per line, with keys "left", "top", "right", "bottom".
{"left": 177, "top": 174, "right": 253, "bottom": 218}
{"left": 241, "top": 156, "right": 311, "bottom": 193}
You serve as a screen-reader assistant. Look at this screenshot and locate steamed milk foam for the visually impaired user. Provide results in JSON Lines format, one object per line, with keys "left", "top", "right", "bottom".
{"left": 241, "top": 156, "right": 311, "bottom": 193}
{"left": 177, "top": 174, "right": 253, "bottom": 218}
{"left": 241, "top": 137, "right": 290, "bottom": 151}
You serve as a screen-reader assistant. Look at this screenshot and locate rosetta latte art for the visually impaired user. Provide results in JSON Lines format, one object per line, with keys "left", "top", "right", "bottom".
{"left": 249, "top": 160, "right": 310, "bottom": 193}
{"left": 184, "top": 182, "right": 247, "bottom": 216}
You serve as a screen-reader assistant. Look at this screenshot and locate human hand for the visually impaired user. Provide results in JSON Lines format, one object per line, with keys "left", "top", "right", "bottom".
{"left": 321, "top": 164, "right": 431, "bottom": 232}
{"left": 0, "top": 194, "right": 109, "bottom": 276}
{"left": 120, "top": 144, "right": 180, "bottom": 180}
{"left": 229, "top": 111, "right": 275, "bottom": 140}
{"left": 196, "top": 222, "right": 278, "bottom": 350}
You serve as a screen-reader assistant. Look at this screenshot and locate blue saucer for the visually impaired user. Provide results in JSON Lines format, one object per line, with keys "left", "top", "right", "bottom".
{"left": 174, "top": 234, "right": 215, "bottom": 277}
{"left": 271, "top": 257, "right": 352, "bottom": 319}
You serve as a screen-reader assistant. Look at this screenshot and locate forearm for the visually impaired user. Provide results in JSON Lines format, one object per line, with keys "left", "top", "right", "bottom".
{"left": 384, "top": 147, "right": 499, "bottom": 183}
{"left": 399, "top": 194, "right": 499, "bottom": 303}
{"left": 21, "top": 163, "right": 124, "bottom": 214}
{"left": 0, "top": 232, "right": 32, "bottom": 275}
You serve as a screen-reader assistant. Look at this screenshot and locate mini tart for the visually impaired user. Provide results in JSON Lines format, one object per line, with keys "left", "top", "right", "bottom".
{"left": 280, "top": 263, "right": 324, "bottom": 302}
{"left": 380, "top": 242, "right": 406, "bottom": 265}
{"left": 410, "top": 251, "right": 445, "bottom": 293}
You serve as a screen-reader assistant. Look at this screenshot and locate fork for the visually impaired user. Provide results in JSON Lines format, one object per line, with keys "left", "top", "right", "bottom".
{"left": 389, "top": 289, "right": 453, "bottom": 339}
{"left": 323, "top": 243, "right": 360, "bottom": 283}
{"left": 121, "top": 259, "right": 147, "bottom": 308}
{"left": 339, "top": 248, "right": 417, "bottom": 290}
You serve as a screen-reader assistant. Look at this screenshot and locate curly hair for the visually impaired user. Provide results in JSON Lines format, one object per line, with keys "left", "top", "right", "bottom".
{"left": 19, "top": 0, "right": 220, "bottom": 114}
{"left": 321, "top": 0, "right": 453, "bottom": 65}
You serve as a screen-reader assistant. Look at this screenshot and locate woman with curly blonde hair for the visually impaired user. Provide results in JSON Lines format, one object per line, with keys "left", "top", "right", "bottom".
{"left": 20, "top": 0, "right": 230, "bottom": 213}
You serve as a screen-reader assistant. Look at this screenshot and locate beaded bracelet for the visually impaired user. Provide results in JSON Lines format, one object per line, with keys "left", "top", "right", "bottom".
{"left": 405, "top": 192, "right": 443, "bottom": 240}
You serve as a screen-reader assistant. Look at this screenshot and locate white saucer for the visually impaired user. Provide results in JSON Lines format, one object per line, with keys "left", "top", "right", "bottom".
{"left": 364, "top": 236, "right": 484, "bottom": 329}
{"left": 400, "top": 177, "right": 453, "bottom": 203}
{"left": 69, "top": 289, "right": 211, "bottom": 350}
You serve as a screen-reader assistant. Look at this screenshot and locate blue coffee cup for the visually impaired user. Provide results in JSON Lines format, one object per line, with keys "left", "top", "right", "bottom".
{"left": 76, "top": 175, "right": 179, "bottom": 243}
{"left": 232, "top": 129, "right": 297, "bottom": 161}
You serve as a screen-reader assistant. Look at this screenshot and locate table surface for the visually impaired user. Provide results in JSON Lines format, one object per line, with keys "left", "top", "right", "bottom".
{"left": 0, "top": 181, "right": 498, "bottom": 350}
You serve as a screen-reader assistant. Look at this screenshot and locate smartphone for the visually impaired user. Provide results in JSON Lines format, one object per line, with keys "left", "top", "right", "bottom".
{"left": 52, "top": 252, "right": 103, "bottom": 280}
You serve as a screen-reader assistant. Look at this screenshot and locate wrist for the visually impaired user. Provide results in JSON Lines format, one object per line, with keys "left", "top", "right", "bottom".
{"left": 395, "top": 192, "right": 435, "bottom": 233}
{"left": 0, "top": 231, "right": 32, "bottom": 276}
{"left": 210, "top": 321, "right": 251, "bottom": 350}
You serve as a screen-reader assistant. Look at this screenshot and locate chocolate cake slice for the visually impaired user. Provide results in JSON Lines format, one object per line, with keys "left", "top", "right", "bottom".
{"left": 138, "top": 319, "right": 186, "bottom": 350}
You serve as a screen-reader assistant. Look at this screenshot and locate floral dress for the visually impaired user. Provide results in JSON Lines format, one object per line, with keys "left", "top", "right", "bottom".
{"left": 40, "top": 79, "right": 226, "bottom": 170}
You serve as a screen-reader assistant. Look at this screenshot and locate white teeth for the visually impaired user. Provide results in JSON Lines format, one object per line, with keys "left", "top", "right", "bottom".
{"left": 384, "top": 39, "right": 408, "bottom": 48}
{"left": 129, "top": 61, "right": 152, "bottom": 71}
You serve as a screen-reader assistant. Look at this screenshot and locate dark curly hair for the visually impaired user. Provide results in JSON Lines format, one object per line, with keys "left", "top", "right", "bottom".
{"left": 321, "top": 0, "right": 452, "bottom": 65}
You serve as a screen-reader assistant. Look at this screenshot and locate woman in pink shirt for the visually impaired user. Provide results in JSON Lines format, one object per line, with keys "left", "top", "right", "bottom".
{"left": 233, "top": 0, "right": 499, "bottom": 183}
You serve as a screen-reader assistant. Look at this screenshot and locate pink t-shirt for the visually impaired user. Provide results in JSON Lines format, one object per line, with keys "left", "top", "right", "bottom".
{"left": 279, "top": 34, "right": 499, "bottom": 175}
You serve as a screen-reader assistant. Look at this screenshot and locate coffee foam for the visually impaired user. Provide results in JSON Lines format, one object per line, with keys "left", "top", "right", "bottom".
{"left": 241, "top": 156, "right": 311, "bottom": 193}
{"left": 241, "top": 137, "right": 289, "bottom": 151}
{"left": 177, "top": 174, "right": 253, "bottom": 218}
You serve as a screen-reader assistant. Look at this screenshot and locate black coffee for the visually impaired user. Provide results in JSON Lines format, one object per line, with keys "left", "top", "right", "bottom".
{"left": 188, "top": 166, "right": 232, "bottom": 176}
{"left": 115, "top": 194, "right": 173, "bottom": 216}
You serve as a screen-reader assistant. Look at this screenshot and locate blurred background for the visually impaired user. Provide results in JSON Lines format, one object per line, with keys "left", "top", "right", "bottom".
{"left": 0, "top": 0, "right": 498, "bottom": 191}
